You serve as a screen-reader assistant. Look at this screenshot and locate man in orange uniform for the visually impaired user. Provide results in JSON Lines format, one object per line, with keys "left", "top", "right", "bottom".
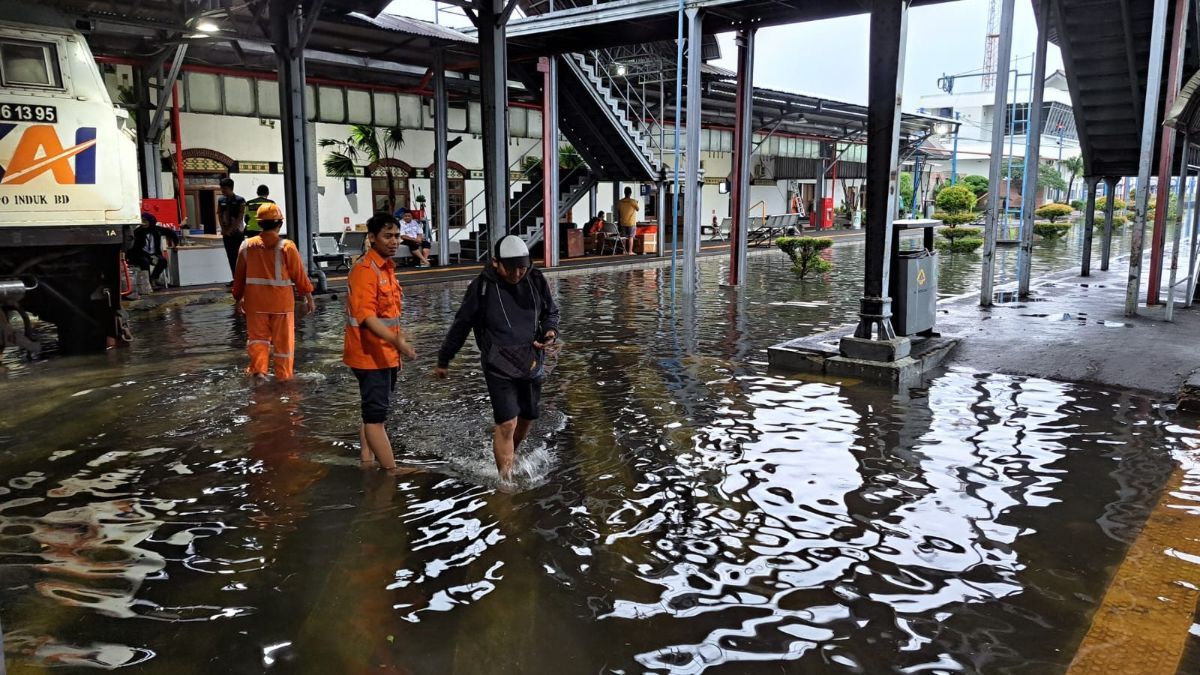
{"left": 343, "top": 212, "right": 417, "bottom": 471}
{"left": 231, "top": 203, "right": 316, "bottom": 382}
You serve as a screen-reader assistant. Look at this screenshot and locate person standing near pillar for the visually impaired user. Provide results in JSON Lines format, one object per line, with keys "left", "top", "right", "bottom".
{"left": 219, "top": 177, "right": 247, "bottom": 281}
{"left": 232, "top": 203, "right": 315, "bottom": 383}
{"left": 617, "top": 186, "right": 640, "bottom": 255}
{"left": 244, "top": 185, "right": 275, "bottom": 235}
{"left": 344, "top": 213, "right": 418, "bottom": 472}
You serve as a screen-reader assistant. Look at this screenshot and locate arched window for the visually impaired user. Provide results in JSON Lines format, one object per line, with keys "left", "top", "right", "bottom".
{"left": 428, "top": 161, "right": 468, "bottom": 231}
{"left": 368, "top": 158, "right": 412, "bottom": 213}
{"left": 181, "top": 149, "right": 235, "bottom": 234}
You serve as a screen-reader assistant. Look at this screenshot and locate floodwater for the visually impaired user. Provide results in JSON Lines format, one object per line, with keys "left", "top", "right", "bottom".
{"left": 3, "top": 224, "right": 1200, "bottom": 673}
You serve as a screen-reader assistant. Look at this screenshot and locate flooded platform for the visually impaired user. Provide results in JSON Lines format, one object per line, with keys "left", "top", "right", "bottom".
{"left": 4, "top": 227, "right": 1200, "bottom": 673}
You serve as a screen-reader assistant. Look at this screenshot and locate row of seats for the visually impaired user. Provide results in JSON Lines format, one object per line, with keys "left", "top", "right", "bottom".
{"left": 311, "top": 231, "right": 461, "bottom": 271}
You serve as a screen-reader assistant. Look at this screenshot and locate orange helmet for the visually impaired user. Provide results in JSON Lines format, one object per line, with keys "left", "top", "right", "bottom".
{"left": 256, "top": 203, "right": 285, "bottom": 221}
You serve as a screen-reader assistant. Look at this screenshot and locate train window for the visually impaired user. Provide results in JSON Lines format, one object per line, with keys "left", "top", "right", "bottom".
{"left": 0, "top": 40, "right": 61, "bottom": 88}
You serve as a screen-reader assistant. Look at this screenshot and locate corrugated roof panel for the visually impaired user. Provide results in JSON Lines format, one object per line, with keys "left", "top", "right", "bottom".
{"left": 346, "top": 11, "right": 477, "bottom": 44}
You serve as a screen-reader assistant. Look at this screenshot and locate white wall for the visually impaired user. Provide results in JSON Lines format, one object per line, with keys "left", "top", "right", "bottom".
{"left": 161, "top": 111, "right": 542, "bottom": 234}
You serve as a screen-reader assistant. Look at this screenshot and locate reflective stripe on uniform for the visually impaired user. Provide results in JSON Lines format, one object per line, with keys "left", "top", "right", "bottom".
{"left": 247, "top": 239, "right": 294, "bottom": 288}
{"left": 345, "top": 258, "right": 400, "bottom": 328}
{"left": 271, "top": 352, "right": 293, "bottom": 359}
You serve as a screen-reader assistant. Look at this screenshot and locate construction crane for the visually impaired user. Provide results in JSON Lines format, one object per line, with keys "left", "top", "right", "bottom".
{"left": 982, "top": 0, "right": 999, "bottom": 90}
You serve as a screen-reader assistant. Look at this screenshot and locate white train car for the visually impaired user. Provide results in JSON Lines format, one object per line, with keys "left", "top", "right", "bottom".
{"left": 0, "top": 17, "right": 139, "bottom": 355}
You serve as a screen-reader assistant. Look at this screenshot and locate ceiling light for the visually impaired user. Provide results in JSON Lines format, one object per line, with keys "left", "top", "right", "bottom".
{"left": 615, "top": 64, "right": 627, "bottom": 77}
{"left": 196, "top": 20, "right": 220, "bottom": 33}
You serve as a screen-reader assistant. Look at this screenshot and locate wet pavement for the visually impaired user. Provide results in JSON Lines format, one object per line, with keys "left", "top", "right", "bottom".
{"left": 4, "top": 224, "right": 1200, "bottom": 673}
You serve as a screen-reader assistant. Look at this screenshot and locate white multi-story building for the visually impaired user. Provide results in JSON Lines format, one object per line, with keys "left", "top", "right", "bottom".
{"left": 918, "top": 70, "right": 1083, "bottom": 206}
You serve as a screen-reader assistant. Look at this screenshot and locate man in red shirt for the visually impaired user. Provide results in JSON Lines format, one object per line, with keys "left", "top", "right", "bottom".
{"left": 344, "top": 212, "right": 417, "bottom": 471}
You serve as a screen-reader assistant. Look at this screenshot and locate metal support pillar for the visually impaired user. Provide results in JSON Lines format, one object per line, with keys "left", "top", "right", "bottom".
{"left": 541, "top": 55, "right": 560, "bottom": 267}
{"left": 1101, "top": 176, "right": 1118, "bottom": 270}
{"left": 814, "top": 158, "right": 826, "bottom": 223}
{"left": 590, "top": 184, "right": 598, "bottom": 220}
{"left": 478, "top": 0, "right": 510, "bottom": 254}
{"left": 433, "top": 50, "right": 451, "bottom": 267}
{"left": 1148, "top": 0, "right": 1191, "bottom": 304}
{"left": 270, "top": 0, "right": 321, "bottom": 290}
{"left": 656, "top": 181, "right": 667, "bottom": 258}
{"left": 844, "top": 0, "right": 909, "bottom": 349}
{"left": 980, "top": 0, "right": 1016, "bottom": 306}
{"left": 1127, "top": 0, "right": 1171, "bottom": 316}
{"left": 728, "top": 28, "right": 755, "bottom": 286}
{"left": 1080, "top": 177, "right": 1099, "bottom": 276}
{"left": 682, "top": 7, "right": 704, "bottom": 293}
{"left": 1166, "top": 141, "right": 1190, "bottom": 320}
{"left": 1187, "top": 171, "right": 1200, "bottom": 305}
{"left": 612, "top": 181, "right": 620, "bottom": 227}
{"left": 1017, "top": 0, "right": 1050, "bottom": 295}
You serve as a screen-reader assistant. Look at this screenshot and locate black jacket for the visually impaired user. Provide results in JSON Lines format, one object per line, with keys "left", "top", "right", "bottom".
{"left": 438, "top": 266, "right": 560, "bottom": 379}
{"left": 127, "top": 225, "right": 179, "bottom": 264}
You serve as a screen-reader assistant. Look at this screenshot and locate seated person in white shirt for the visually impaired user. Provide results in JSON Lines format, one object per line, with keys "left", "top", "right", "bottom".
{"left": 397, "top": 209, "right": 432, "bottom": 267}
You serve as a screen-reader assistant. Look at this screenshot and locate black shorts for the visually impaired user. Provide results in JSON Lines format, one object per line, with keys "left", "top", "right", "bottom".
{"left": 484, "top": 374, "right": 542, "bottom": 424}
{"left": 619, "top": 225, "right": 635, "bottom": 238}
{"left": 352, "top": 367, "right": 397, "bottom": 424}
{"left": 405, "top": 240, "right": 431, "bottom": 251}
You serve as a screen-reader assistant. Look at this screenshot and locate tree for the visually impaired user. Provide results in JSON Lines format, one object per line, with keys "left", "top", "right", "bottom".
{"left": 899, "top": 173, "right": 914, "bottom": 210}
{"left": 1001, "top": 158, "right": 1068, "bottom": 194}
{"left": 319, "top": 125, "right": 406, "bottom": 211}
{"left": 935, "top": 185, "right": 976, "bottom": 215}
{"left": 1063, "top": 156, "right": 1084, "bottom": 202}
{"left": 776, "top": 237, "right": 833, "bottom": 279}
{"left": 961, "top": 174, "right": 989, "bottom": 198}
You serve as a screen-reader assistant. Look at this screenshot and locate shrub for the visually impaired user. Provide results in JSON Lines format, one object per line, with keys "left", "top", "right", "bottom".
{"left": 935, "top": 185, "right": 976, "bottom": 214}
{"left": 935, "top": 236, "right": 984, "bottom": 253}
{"left": 776, "top": 236, "right": 833, "bottom": 279}
{"left": 941, "top": 226, "right": 982, "bottom": 240}
{"left": 961, "top": 175, "right": 989, "bottom": 197}
{"left": 1095, "top": 196, "right": 1126, "bottom": 212}
{"left": 943, "top": 211, "right": 979, "bottom": 226}
{"left": 1035, "top": 203, "right": 1074, "bottom": 223}
{"left": 1070, "top": 199, "right": 1085, "bottom": 211}
{"left": 1091, "top": 213, "right": 1127, "bottom": 228}
{"left": 1033, "top": 221, "right": 1071, "bottom": 239}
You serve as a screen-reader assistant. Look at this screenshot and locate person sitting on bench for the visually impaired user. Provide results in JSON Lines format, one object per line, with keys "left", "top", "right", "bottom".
{"left": 397, "top": 209, "right": 431, "bottom": 267}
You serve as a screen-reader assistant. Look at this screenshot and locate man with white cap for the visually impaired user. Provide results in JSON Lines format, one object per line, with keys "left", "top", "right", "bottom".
{"left": 434, "top": 235, "right": 560, "bottom": 484}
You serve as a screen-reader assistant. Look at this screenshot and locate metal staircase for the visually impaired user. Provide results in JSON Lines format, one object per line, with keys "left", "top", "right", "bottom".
{"left": 457, "top": 163, "right": 600, "bottom": 260}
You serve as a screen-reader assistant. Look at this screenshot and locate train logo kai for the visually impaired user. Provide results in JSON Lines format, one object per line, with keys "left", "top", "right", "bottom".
{"left": 0, "top": 123, "right": 97, "bottom": 186}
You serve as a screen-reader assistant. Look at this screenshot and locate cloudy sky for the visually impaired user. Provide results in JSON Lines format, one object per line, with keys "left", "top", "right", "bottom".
{"left": 385, "top": 0, "right": 1062, "bottom": 110}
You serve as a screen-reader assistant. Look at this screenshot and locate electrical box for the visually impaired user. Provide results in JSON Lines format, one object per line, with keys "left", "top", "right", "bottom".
{"left": 893, "top": 249, "right": 938, "bottom": 336}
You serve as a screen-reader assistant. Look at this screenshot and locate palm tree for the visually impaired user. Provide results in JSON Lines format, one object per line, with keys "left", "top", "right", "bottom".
{"left": 319, "top": 125, "right": 405, "bottom": 212}
{"left": 1063, "top": 155, "right": 1084, "bottom": 203}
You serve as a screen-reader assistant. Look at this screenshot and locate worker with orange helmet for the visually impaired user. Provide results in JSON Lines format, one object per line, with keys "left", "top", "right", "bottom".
{"left": 232, "top": 203, "right": 316, "bottom": 382}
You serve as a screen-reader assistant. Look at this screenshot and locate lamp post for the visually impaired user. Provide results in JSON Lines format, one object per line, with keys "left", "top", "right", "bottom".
{"left": 1056, "top": 121, "right": 1065, "bottom": 201}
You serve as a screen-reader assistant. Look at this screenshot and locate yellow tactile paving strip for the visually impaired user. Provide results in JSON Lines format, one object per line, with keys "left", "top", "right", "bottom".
{"left": 1068, "top": 467, "right": 1200, "bottom": 674}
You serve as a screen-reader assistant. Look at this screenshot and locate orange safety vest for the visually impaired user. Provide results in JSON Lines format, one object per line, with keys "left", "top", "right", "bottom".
{"left": 343, "top": 248, "right": 403, "bottom": 370}
{"left": 234, "top": 235, "right": 313, "bottom": 314}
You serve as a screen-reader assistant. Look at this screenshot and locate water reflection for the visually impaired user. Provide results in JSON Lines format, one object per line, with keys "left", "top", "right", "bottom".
{"left": 0, "top": 225, "right": 1195, "bottom": 673}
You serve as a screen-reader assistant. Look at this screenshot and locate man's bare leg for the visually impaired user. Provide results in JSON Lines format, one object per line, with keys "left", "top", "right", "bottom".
{"left": 359, "top": 424, "right": 375, "bottom": 467}
{"left": 493, "top": 418, "right": 518, "bottom": 481}
{"left": 362, "top": 422, "right": 397, "bottom": 470}
{"left": 513, "top": 418, "right": 534, "bottom": 454}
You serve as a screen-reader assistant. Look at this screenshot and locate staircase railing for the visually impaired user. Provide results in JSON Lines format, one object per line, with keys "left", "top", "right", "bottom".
{"left": 445, "top": 143, "right": 543, "bottom": 244}
{"left": 562, "top": 54, "right": 660, "bottom": 179}
{"left": 583, "top": 48, "right": 666, "bottom": 169}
